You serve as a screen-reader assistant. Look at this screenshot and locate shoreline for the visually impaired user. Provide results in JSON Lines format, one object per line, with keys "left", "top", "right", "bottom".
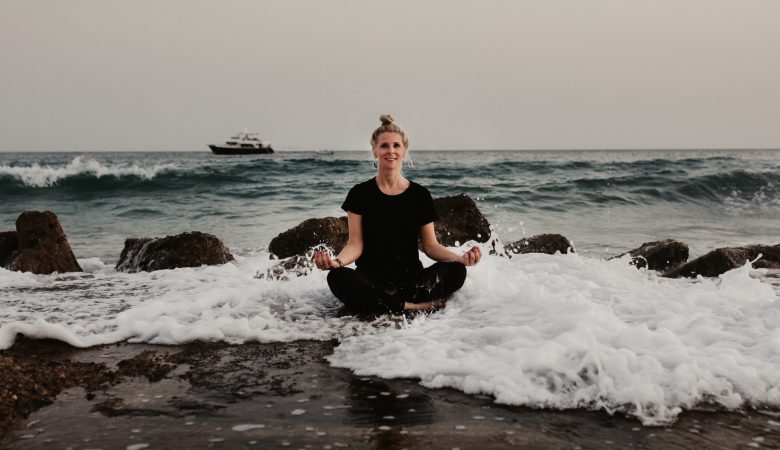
{"left": 1, "top": 338, "right": 778, "bottom": 449}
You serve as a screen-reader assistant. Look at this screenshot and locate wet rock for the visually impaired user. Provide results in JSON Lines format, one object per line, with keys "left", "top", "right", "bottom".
{"left": 613, "top": 239, "right": 689, "bottom": 272}
{"left": 0, "top": 338, "right": 116, "bottom": 432}
{"left": 269, "top": 217, "right": 348, "bottom": 259}
{"left": 259, "top": 255, "right": 315, "bottom": 281}
{"left": 116, "top": 350, "right": 175, "bottom": 383}
{"left": 116, "top": 231, "right": 234, "bottom": 272}
{"left": 663, "top": 244, "right": 780, "bottom": 278}
{"left": 432, "top": 194, "right": 491, "bottom": 246}
{"left": 0, "top": 231, "right": 18, "bottom": 267}
{"left": 4, "top": 211, "right": 82, "bottom": 274}
{"left": 504, "top": 234, "right": 574, "bottom": 255}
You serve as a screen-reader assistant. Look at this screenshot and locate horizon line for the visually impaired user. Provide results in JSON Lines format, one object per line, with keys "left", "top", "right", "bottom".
{"left": 1, "top": 147, "right": 780, "bottom": 153}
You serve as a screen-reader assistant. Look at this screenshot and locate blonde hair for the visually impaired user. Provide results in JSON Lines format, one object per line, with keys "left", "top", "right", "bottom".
{"left": 370, "top": 114, "right": 409, "bottom": 148}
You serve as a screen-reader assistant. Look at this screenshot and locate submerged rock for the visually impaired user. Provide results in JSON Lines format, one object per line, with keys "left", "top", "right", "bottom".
{"left": 432, "top": 194, "right": 491, "bottom": 246}
{"left": 613, "top": 239, "right": 689, "bottom": 272}
{"left": 268, "top": 217, "right": 348, "bottom": 259}
{"left": 116, "top": 231, "right": 234, "bottom": 272}
{"left": 663, "top": 244, "right": 780, "bottom": 278}
{"left": 267, "top": 194, "right": 491, "bottom": 259}
{"left": 504, "top": 234, "right": 574, "bottom": 255}
{"left": 4, "top": 211, "right": 82, "bottom": 274}
{"left": 0, "top": 231, "right": 18, "bottom": 267}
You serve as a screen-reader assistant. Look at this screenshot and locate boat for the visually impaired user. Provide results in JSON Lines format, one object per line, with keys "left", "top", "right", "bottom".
{"left": 209, "top": 131, "right": 274, "bottom": 155}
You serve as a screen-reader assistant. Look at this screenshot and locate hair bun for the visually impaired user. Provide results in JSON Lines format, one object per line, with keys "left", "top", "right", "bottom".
{"left": 379, "top": 114, "right": 395, "bottom": 126}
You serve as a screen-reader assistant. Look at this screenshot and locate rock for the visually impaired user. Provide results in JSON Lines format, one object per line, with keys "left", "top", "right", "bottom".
{"left": 0, "top": 231, "right": 18, "bottom": 267}
{"left": 115, "top": 231, "right": 234, "bottom": 272}
{"left": 259, "top": 255, "right": 315, "bottom": 281}
{"left": 4, "top": 211, "right": 82, "bottom": 274}
{"left": 432, "top": 194, "right": 491, "bottom": 246}
{"left": 504, "top": 234, "right": 574, "bottom": 255}
{"left": 269, "top": 217, "right": 348, "bottom": 259}
{"left": 613, "top": 239, "right": 689, "bottom": 272}
{"left": 663, "top": 244, "right": 780, "bottom": 278}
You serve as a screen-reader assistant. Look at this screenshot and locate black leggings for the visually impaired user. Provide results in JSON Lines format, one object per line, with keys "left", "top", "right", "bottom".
{"left": 326, "top": 262, "right": 467, "bottom": 314}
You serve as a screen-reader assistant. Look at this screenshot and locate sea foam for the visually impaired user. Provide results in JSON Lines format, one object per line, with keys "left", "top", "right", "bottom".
{"left": 0, "top": 156, "right": 174, "bottom": 187}
{"left": 329, "top": 252, "right": 780, "bottom": 425}
{"left": 1, "top": 250, "right": 779, "bottom": 425}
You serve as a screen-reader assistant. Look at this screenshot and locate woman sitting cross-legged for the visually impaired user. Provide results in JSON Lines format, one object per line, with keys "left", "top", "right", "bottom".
{"left": 313, "top": 114, "right": 481, "bottom": 314}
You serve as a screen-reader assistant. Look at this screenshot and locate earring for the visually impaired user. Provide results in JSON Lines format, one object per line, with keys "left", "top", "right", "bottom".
{"left": 373, "top": 160, "right": 378, "bottom": 168}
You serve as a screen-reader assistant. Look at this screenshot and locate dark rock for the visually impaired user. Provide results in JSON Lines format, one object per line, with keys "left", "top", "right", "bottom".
{"left": 269, "top": 217, "right": 348, "bottom": 259}
{"left": 0, "top": 231, "right": 18, "bottom": 267}
{"left": 116, "top": 350, "right": 175, "bottom": 383}
{"left": 432, "top": 194, "right": 491, "bottom": 246}
{"left": 5, "top": 211, "right": 82, "bottom": 274}
{"left": 115, "top": 231, "right": 234, "bottom": 272}
{"left": 664, "top": 244, "right": 780, "bottom": 278}
{"left": 504, "top": 234, "right": 574, "bottom": 255}
{"left": 0, "top": 338, "right": 116, "bottom": 432}
{"left": 613, "top": 240, "right": 689, "bottom": 272}
{"left": 259, "top": 255, "right": 315, "bottom": 281}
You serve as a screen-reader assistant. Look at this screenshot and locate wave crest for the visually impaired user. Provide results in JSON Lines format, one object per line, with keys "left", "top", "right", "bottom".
{"left": 0, "top": 156, "right": 175, "bottom": 188}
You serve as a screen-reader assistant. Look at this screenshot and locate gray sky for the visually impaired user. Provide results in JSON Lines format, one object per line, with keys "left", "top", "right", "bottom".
{"left": 1, "top": 0, "right": 779, "bottom": 151}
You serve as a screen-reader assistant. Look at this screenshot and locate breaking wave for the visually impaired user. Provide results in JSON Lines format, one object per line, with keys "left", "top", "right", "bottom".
{"left": 0, "top": 156, "right": 176, "bottom": 188}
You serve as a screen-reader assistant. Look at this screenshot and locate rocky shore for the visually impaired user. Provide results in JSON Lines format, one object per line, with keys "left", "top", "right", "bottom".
{"left": 2, "top": 198, "right": 780, "bottom": 448}
{"left": 1, "top": 338, "right": 779, "bottom": 449}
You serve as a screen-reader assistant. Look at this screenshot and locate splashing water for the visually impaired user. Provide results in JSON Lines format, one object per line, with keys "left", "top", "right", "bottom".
{"left": 2, "top": 248, "right": 779, "bottom": 425}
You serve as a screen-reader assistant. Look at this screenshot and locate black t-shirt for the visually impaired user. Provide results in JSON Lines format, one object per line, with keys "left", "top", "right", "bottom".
{"left": 342, "top": 178, "right": 439, "bottom": 281}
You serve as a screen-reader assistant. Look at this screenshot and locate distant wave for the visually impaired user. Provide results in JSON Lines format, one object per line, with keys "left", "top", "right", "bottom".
{"left": 468, "top": 156, "right": 780, "bottom": 207}
{"left": 0, "top": 156, "right": 176, "bottom": 188}
{"left": 0, "top": 156, "right": 367, "bottom": 194}
{"left": 1, "top": 154, "right": 777, "bottom": 210}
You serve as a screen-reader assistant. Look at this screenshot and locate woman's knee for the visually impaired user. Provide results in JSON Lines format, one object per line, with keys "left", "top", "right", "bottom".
{"left": 326, "top": 267, "right": 350, "bottom": 285}
{"left": 326, "top": 268, "right": 400, "bottom": 314}
{"left": 438, "top": 261, "right": 466, "bottom": 289}
{"left": 408, "top": 262, "right": 466, "bottom": 301}
{"left": 327, "top": 267, "right": 355, "bottom": 298}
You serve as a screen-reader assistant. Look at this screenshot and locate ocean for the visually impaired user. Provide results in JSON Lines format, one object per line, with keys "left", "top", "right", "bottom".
{"left": 1, "top": 149, "right": 779, "bottom": 425}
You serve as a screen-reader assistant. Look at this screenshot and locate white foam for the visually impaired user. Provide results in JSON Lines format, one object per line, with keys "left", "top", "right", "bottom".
{"left": 0, "top": 253, "right": 369, "bottom": 349}
{"left": 0, "top": 156, "right": 175, "bottom": 187}
{"left": 329, "top": 252, "right": 780, "bottom": 425}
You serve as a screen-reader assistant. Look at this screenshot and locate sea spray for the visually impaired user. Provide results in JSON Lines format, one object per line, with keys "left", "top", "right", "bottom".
{"left": 0, "top": 253, "right": 370, "bottom": 349}
{"left": 329, "top": 253, "right": 780, "bottom": 425}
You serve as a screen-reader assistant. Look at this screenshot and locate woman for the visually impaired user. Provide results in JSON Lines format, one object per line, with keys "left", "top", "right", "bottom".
{"left": 313, "top": 115, "right": 481, "bottom": 314}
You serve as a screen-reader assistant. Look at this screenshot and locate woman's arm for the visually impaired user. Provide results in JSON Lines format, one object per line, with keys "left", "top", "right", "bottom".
{"left": 314, "top": 212, "right": 363, "bottom": 270}
{"left": 419, "top": 222, "right": 481, "bottom": 266}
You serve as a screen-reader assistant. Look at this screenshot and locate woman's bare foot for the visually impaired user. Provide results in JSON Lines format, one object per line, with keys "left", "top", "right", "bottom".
{"left": 403, "top": 298, "right": 447, "bottom": 311}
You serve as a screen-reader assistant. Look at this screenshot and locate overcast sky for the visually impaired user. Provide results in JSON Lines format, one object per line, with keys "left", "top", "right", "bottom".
{"left": 1, "top": 0, "right": 778, "bottom": 152}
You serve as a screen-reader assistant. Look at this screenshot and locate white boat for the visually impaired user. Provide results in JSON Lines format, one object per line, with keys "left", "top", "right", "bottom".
{"left": 209, "top": 131, "right": 274, "bottom": 155}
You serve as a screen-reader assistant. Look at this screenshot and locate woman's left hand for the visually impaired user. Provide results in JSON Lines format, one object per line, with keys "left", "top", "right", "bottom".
{"left": 313, "top": 250, "right": 341, "bottom": 270}
{"left": 459, "top": 246, "right": 482, "bottom": 266}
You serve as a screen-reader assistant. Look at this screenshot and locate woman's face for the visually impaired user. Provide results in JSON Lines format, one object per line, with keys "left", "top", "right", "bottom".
{"left": 372, "top": 132, "right": 407, "bottom": 171}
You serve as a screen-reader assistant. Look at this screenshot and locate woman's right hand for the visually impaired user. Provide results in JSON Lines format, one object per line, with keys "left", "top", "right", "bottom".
{"left": 313, "top": 250, "right": 341, "bottom": 270}
{"left": 458, "top": 246, "right": 482, "bottom": 266}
